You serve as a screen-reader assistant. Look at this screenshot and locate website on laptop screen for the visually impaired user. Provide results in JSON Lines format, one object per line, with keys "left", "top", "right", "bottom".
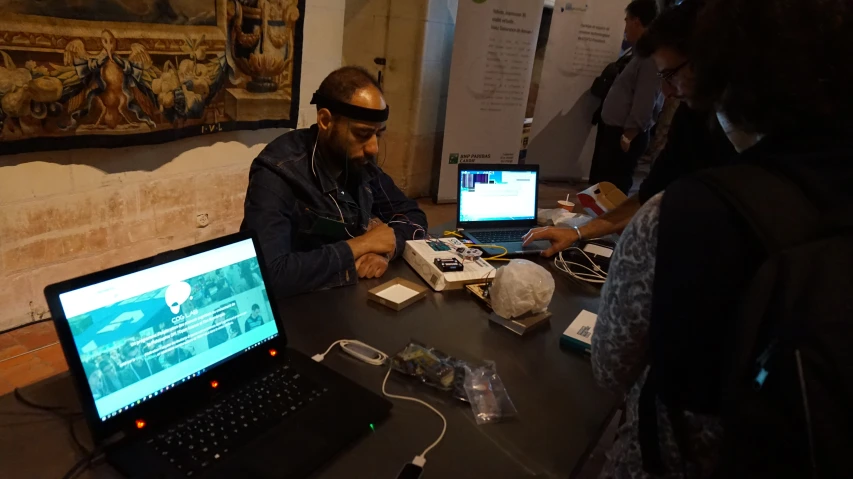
{"left": 58, "top": 239, "right": 279, "bottom": 421}
{"left": 459, "top": 169, "right": 537, "bottom": 222}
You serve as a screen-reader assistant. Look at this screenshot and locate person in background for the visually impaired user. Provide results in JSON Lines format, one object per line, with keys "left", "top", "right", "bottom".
{"left": 88, "top": 369, "right": 109, "bottom": 399}
{"left": 213, "top": 269, "right": 234, "bottom": 301}
{"left": 243, "top": 304, "right": 265, "bottom": 333}
{"left": 161, "top": 347, "right": 193, "bottom": 368}
{"left": 241, "top": 66, "right": 427, "bottom": 296}
{"left": 206, "top": 315, "right": 230, "bottom": 350}
{"left": 240, "top": 261, "right": 262, "bottom": 289}
{"left": 123, "top": 341, "right": 163, "bottom": 381}
{"left": 590, "top": 0, "right": 853, "bottom": 476}
{"left": 109, "top": 349, "right": 124, "bottom": 370}
{"left": 588, "top": 0, "right": 661, "bottom": 195}
{"left": 100, "top": 360, "right": 134, "bottom": 392}
{"left": 226, "top": 264, "right": 249, "bottom": 294}
{"left": 227, "top": 318, "right": 243, "bottom": 339}
{"left": 524, "top": 0, "right": 735, "bottom": 255}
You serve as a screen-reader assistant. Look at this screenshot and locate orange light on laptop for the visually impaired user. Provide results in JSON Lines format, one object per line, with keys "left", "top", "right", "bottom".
{"left": 210, "top": 380, "right": 219, "bottom": 389}
{"left": 135, "top": 419, "right": 146, "bottom": 429}
{"left": 269, "top": 348, "right": 278, "bottom": 357}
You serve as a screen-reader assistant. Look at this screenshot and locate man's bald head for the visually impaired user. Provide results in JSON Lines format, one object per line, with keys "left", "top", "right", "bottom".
{"left": 315, "top": 67, "right": 387, "bottom": 171}
{"left": 316, "top": 66, "right": 385, "bottom": 110}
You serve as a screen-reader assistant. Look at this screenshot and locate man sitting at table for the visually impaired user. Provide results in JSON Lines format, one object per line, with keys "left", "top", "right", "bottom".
{"left": 241, "top": 66, "right": 427, "bottom": 296}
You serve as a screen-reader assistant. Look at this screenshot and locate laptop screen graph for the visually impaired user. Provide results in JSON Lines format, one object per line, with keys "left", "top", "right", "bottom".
{"left": 58, "top": 239, "right": 279, "bottom": 421}
{"left": 458, "top": 169, "right": 538, "bottom": 222}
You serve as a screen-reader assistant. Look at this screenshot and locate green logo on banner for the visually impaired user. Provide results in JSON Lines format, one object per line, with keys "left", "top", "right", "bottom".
{"left": 449, "top": 153, "right": 459, "bottom": 164}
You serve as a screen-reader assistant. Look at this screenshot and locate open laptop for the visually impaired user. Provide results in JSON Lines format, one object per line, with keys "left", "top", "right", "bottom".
{"left": 44, "top": 231, "right": 391, "bottom": 478}
{"left": 457, "top": 163, "right": 551, "bottom": 255}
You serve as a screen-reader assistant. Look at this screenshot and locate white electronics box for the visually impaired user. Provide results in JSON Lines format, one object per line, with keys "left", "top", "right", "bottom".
{"left": 404, "top": 238, "right": 496, "bottom": 291}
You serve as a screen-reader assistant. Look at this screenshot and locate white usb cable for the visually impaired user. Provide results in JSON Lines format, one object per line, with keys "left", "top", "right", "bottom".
{"left": 554, "top": 247, "right": 608, "bottom": 284}
{"left": 381, "top": 367, "right": 447, "bottom": 468}
{"left": 313, "top": 339, "right": 447, "bottom": 469}
{"left": 311, "top": 339, "right": 388, "bottom": 366}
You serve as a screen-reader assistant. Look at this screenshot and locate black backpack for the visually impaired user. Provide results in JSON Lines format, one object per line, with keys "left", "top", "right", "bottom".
{"left": 591, "top": 49, "right": 634, "bottom": 100}
{"left": 638, "top": 164, "right": 853, "bottom": 478}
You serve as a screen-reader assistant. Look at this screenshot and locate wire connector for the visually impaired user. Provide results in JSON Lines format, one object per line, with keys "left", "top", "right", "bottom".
{"left": 412, "top": 455, "right": 427, "bottom": 468}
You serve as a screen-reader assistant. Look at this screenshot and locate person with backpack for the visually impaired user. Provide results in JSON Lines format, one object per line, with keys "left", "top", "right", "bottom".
{"left": 590, "top": 0, "right": 853, "bottom": 477}
{"left": 523, "top": 0, "right": 735, "bottom": 257}
{"left": 588, "top": 0, "right": 662, "bottom": 195}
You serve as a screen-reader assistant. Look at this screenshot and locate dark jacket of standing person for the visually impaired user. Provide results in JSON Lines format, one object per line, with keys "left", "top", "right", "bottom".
{"left": 588, "top": 0, "right": 662, "bottom": 194}
{"left": 590, "top": 0, "right": 853, "bottom": 477}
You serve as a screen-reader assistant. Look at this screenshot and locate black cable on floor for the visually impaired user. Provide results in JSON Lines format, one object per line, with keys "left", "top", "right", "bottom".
{"left": 12, "top": 388, "right": 97, "bottom": 477}
{"left": 13, "top": 387, "right": 73, "bottom": 414}
{"left": 61, "top": 450, "right": 101, "bottom": 479}
{"left": 0, "top": 317, "right": 52, "bottom": 336}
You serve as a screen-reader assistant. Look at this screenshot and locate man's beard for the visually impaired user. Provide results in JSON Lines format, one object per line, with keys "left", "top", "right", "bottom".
{"left": 328, "top": 137, "right": 375, "bottom": 172}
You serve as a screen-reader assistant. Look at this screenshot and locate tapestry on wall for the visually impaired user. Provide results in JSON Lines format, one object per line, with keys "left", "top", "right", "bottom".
{"left": 0, "top": 0, "right": 305, "bottom": 155}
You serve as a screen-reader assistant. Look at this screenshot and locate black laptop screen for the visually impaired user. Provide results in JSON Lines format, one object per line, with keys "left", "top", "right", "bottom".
{"left": 58, "top": 239, "right": 279, "bottom": 422}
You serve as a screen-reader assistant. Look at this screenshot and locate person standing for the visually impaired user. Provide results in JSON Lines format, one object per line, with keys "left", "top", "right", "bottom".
{"left": 524, "top": 0, "right": 736, "bottom": 255}
{"left": 588, "top": 0, "right": 661, "bottom": 195}
{"left": 589, "top": 0, "right": 853, "bottom": 476}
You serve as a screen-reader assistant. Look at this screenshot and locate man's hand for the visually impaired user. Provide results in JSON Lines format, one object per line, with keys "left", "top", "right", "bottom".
{"left": 620, "top": 128, "right": 638, "bottom": 153}
{"left": 347, "top": 223, "right": 396, "bottom": 258}
{"left": 355, "top": 253, "right": 389, "bottom": 279}
{"left": 522, "top": 226, "right": 579, "bottom": 258}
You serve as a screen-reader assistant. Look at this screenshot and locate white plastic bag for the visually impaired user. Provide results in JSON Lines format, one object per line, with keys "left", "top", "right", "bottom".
{"left": 490, "top": 259, "right": 555, "bottom": 319}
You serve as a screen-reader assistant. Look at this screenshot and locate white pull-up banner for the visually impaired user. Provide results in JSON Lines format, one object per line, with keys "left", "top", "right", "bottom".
{"left": 526, "top": 1, "right": 628, "bottom": 180}
{"left": 437, "top": 0, "right": 545, "bottom": 203}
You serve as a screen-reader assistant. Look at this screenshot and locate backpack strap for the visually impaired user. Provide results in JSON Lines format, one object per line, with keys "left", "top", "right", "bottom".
{"left": 694, "top": 164, "right": 827, "bottom": 380}
{"left": 693, "top": 164, "right": 821, "bottom": 254}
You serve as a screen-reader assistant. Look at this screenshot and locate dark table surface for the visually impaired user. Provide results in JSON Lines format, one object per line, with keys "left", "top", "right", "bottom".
{"left": 0, "top": 249, "right": 616, "bottom": 479}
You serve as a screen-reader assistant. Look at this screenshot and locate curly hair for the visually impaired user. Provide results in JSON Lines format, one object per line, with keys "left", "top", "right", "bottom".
{"left": 626, "top": 0, "right": 659, "bottom": 26}
{"left": 635, "top": 0, "right": 704, "bottom": 58}
{"left": 691, "top": 0, "right": 853, "bottom": 135}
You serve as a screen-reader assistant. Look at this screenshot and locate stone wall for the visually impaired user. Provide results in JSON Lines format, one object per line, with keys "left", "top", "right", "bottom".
{"left": 0, "top": 0, "right": 347, "bottom": 331}
{"left": 343, "top": 0, "right": 456, "bottom": 197}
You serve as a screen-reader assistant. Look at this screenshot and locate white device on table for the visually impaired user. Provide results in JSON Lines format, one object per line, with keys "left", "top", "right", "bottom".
{"left": 456, "top": 164, "right": 551, "bottom": 256}
{"left": 403, "top": 237, "right": 496, "bottom": 291}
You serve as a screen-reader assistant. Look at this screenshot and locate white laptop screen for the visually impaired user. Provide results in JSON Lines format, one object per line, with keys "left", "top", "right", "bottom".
{"left": 58, "top": 239, "right": 279, "bottom": 421}
{"left": 459, "top": 169, "right": 538, "bottom": 222}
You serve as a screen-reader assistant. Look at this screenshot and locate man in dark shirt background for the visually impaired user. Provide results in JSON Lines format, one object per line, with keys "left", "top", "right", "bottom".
{"left": 243, "top": 304, "right": 265, "bottom": 332}
{"left": 588, "top": 0, "right": 663, "bottom": 194}
{"left": 525, "top": 0, "right": 735, "bottom": 255}
{"left": 123, "top": 341, "right": 163, "bottom": 382}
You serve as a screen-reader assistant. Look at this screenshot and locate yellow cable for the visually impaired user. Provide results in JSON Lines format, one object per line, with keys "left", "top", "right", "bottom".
{"left": 469, "top": 244, "right": 509, "bottom": 262}
{"left": 443, "top": 230, "right": 464, "bottom": 238}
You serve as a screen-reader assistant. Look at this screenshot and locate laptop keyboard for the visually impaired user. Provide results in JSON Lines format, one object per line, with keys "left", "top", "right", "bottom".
{"left": 147, "top": 363, "right": 325, "bottom": 477}
{"left": 471, "top": 229, "right": 532, "bottom": 245}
